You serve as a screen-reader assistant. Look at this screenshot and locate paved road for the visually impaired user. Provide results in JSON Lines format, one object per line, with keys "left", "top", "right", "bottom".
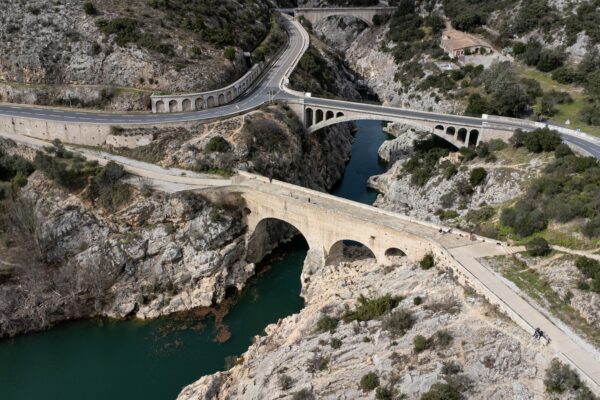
{"left": 0, "top": 15, "right": 303, "bottom": 126}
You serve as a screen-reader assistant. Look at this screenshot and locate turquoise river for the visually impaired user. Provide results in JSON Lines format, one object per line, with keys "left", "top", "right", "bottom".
{"left": 0, "top": 120, "right": 391, "bottom": 400}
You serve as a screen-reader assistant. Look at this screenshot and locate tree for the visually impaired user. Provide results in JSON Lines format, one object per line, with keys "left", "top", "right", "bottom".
{"left": 465, "top": 93, "right": 490, "bottom": 117}
{"left": 419, "top": 253, "right": 434, "bottom": 270}
{"left": 224, "top": 47, "right": 236, "bottom": 61}
{"left": 360, "top": 372, "right": 380, "bottom": 391}
{"left": 523, "top": 128, "right": 562, "bottom": 153}
{"left": 536, "top": 49, "right": 565, "bottom": 72}
{"left": 510, "top": 129, "right": 528, "bottom": 147}
{"left": 526, "top": 237, "right": 551, "bottom": 256}
{"left": 469, "top": 168, "right": 487, "bottom": 186}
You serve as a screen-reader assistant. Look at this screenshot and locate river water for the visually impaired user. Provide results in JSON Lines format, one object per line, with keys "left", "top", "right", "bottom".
{"left": 0, "top": 120, "right": 391, "bottom": 400}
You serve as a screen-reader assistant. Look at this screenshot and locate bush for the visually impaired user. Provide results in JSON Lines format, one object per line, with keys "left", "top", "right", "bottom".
{"left": 344, "top": 295, "right": 401, "bottom": 322}
{"left": 575, "top": 257, "right": 600, "bottom": 280}
{"left": 224, "top": 47, "right": 236, "bottom": 61}
{"left": 330, "top": 338, "right": 342, "bottom": 349}
{"left": 554, "top": 143, "right": 573, "bottom": 158}
{"left": 526, "top": 237, "right": 551, "bottom": 257}
{"left": 544, "top": 359, "right": 582, "bottom": 393}
{"left": 434, "top": 329, "right": 453, "bottom": 347}
{"left": 469, "top": 167, "right": 487, "bottom": 186}
{"left": 441, "top": 361, "right": 462, "bottom": 376}
{"left": 413, "top": 296, "right": 423, "bottom": 305}
{"left": 382, "top": 308, "right": 415, "bottom": 336}
{"left": 316, "top": 316, "right": 338, "bottom": 333}
{"left": 83, "top": 1, "right": 97, "bottom": 15}
{"left": 420, "top": 382, "right": 462, "bottom": 400}
{"left": 278, "top": 374, "right": 295, "bottom": 391}
{"left": 206, "top": 136, "right": 230, "bottom": 153}
{"left": 413, "top": 335, "right": 432, "bottom": 353}
{"left": 523, "top": 128, "right": 562, "bottom": 153}
{"left": 292, "top": 389, "right": 312, "bottom": 400}
{"left": 359, "top": 372, "right": 380, "bottom": 392}
{"left": 419, "top": 253, "right": 435, "bottom": 270}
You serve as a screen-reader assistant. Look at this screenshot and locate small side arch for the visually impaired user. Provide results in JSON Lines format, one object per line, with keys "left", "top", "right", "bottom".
{"left": 168, "top": 100, "right": 178, "bottom": 113}
{"left": 326, "top": 110, "right": 334, "bottom": 120}
{"left": 315, "top": 109, "right": 324, "bottom": 124}
{"left": 326, "top": 240, "right": 376, "bottom": 266}
{"left": 182, "top": 99, "right": 192, "bottom": 112}
{"left": 156, "top": 100, "right": 165, "bottom": 113}
{"left": 457, "top": 128, "right": 468, "bottom": 143}
{"left": 434, "top": 125, "right": 445, "bottom": 134}
{"left": 446, "top": 126, "right": 456, "bottom": 136}
{"left": 218, "top": 93, "right": 225, "bottom": 105}
{"left": 469, "top": 129, "right": 480, "bottom": 147}
{"left": 336, "top": 112, "right": 344, "bottom": 118}
{"left": 306, "top": 108, "right": 314, "bottom": 127}
{"left": 195, "top": 97, "right": 204, "bottom": 110}
{"left": 207, "top": 96, "right": 215, "bottom": 108}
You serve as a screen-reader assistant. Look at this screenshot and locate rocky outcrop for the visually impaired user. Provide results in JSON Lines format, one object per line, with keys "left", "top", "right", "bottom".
{"left": 368, "top": 123, "right": 546, "bottom": 223}
{"left": 108, "top": 105, "right": 354, "bottom": 191}
{"left": 0, "top": 172, "right": 251, "bottom": 338}
{"left": 0, "top": 0, "right": 268, "bottom": 109}
{"left": 178, "top": 255, "right": 553, "bottom": 399}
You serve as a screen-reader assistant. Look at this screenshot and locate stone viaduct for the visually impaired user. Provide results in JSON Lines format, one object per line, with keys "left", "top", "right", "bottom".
{"left": 231, "top": 172, "right": 443, "bottom": 267}
{"left": 150, "top": 63, "right": 263, "bottom": 114}
{"left": 293, "top": 7, "right": 396, "bottom": 26}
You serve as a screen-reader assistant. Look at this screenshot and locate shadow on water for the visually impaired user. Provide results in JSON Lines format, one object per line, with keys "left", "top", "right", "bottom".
{"left": 0, "top": 119, "right": 393, "bottom": 400}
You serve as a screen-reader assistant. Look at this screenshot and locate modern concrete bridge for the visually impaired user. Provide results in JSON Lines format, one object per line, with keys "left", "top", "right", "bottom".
{"left": 293, "top": 7, "right": 396, "bottom": 27}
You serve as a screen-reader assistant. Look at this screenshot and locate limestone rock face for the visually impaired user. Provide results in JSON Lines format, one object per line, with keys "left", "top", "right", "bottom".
{"left": 178, "top": 256, "right": 553, "bottom": 400}
{"left": 0, "top": 0, "right": 265, "bottom": 109}
{"left": 0, "top": 172, "right": 249, "bottom": 337}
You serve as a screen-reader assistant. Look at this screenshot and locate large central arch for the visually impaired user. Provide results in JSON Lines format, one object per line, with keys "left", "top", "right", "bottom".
{"left": 246, "top": 217, "right": 309, "bottom": 264}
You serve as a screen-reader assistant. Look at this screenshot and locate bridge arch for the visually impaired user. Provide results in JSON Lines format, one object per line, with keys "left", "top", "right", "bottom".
{"left": 182, "top": 99, "right": 192, "bottom": 112}
{"left": 195, "top": 98, "right": 204, "bottom": 110}
{"left": 207, "top": 96, "right": 215, "bottom": 108}
{"left": 246, "top": 217, "right": 310, "bottom": 264}
{"left": 446, "top": 126, "right": 456, "bottom": 136}
{"left": 218, "top": 93, "right": 226, "bottom": 106}
{"left": 469, "top": 129, "right": 479, "bottom": 147}
{"left": 326, "top": 110, "right": 334, "bottom": 120}
{"left": 326, "top": 239, "right": 377, "bottom": 266}
{"left": 315, "top": 109, "right": 324, "bottom": 124}
{"left": 457, "top": 128, "right": 468, "bottom": 143}
{"left": 304, "top": 111, "right": 470, "bottom": 149}
{"left": 156, "top": 100, "right": 165, "bottom": 113}
{"left": 168, "top": 100, "right": 178, "bottom": 113}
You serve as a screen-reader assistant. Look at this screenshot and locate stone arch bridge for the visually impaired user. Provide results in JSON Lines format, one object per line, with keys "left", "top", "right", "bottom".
{"left": 229, "top": 172, "right": 461, "bottom": 267}
{"left": 292, "top": 7, "right": 396, "bottom": 27}
{"left": 286, "top": 99, "right": 517, "bottom": 148}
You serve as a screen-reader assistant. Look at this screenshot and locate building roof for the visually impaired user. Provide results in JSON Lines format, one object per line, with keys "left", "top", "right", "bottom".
{"left": 441, "top": 29, "right": 491, "bottom": 51}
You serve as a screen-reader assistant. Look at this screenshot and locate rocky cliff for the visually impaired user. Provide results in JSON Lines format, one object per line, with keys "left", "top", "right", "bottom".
{"left": 0, "top": 0, "right": 270, "bottom": 110}
{"left": 178, "top": 253, "right": 555, "bottom": 399}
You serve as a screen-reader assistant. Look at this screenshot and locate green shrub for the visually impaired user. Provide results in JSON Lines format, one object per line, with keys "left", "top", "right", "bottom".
{"left": 316, "top": 316, "right": 338, "bottom": 333}
{"left": 359, "top": 372, "right": 380, "bottom": 392}
{"left": 575, "top": 257, "right": 600, "bottom": 280}
{"left": 292, "top": 389, "right": 312, "bottom": 400}
{"left": 382, "top": 308, "right": 415, "bottom": 336}
{"left": 436, "top": 209, "right": 459, "bottom": 220}
{"left": 330, "top": 338, "right": 342, "bottom": 349}
{"left": 554, "top": 143, "right": 573, "bottom": 158}
{"left": 434, "top": 329, "right": 453, "bottom": 347}
{"left": 413, "top": 335, "right": 432, "bottom": 353}
{"left": 526, "top": 237, "right": 551, "bottom": 257}
{"left": 83, "top": 1, "right": 97, "bottom": 15}
{"left": 441, "top": 361, "right": 462, "bottom": 376}
{"left": 419, "top": 253, "right": 435, "bottom": 270}
{"left": 420, "top": 382, "right": 462, "bottom": 400}
{"left": 413, "top": 296, "right": 423, "bottom": 305}
{"left": 344, "top": 295, "right": 401, "bottom": 322}
{"left": 523, "top": 128, "right": 562, "bottom": 153}
{"left": 469, "top": 167, "right": 487, "bottom": 186}
{"left": 206, "top": 136, "right": 230, "bottom": 153}
{"left": 224, "top": 47, "right": 236, "bottom": 61}
{"left": 278, "top": 374, "right": 295, "bottom": 391}
{"left": 544, "top": 359, "right": 582, "bottom": 393}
